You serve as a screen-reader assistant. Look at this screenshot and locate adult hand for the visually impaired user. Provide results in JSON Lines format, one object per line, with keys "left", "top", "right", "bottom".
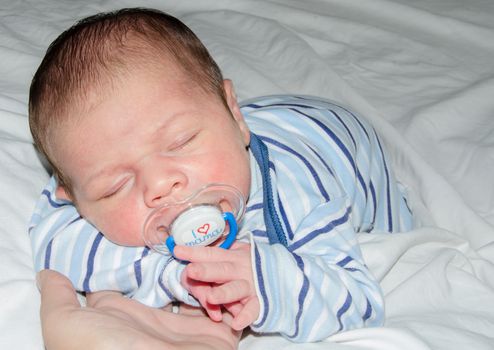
{"left": 175, "top": 242, "right": 260, "bottom": 331}
{"left": 38, "top": 270, "right": 241, "bottom": 350}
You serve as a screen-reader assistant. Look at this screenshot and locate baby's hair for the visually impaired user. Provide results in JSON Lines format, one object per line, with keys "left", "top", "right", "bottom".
{"left": 29, "top": 8, "right": 226, "bottom": 196}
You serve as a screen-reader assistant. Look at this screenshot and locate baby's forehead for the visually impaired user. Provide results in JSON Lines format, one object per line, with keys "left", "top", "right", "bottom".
{"left": 70, "top": 51, "right": 177, "bottom": 104}
{"left": 68, "top": 64, "right": 193, "bottom": 119}
{"left": 47, "top": 32, "right": 217, "bottom": 139}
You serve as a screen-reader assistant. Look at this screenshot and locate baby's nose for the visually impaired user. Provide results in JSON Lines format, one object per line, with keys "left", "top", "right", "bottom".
{"left": 142, "top": 161, "right": 187, "bottom": 207}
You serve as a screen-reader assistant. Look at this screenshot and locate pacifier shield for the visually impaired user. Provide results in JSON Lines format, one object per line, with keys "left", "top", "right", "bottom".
{"left": 142, "top": 183, "right": 245, "bottom": 255}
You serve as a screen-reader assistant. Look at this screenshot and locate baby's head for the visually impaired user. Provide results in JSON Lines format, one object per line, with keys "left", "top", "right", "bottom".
{"left": 29, "top": 8, "right": 251, "bottom": 246}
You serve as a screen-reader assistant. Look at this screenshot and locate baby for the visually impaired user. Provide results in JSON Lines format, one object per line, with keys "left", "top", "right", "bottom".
{"left": 29, "top": 8, "right": 413, "bottom": 342}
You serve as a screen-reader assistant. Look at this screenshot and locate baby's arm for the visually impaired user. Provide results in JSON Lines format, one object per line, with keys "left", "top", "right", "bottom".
{"left": 29, "top": 177, "right": 198, "bottom": 307}
{"left": 177, "top": 198, "right": 384, "bottom": 342}
{"left": 250, "top": 197, "right": 384, "bottom": 342}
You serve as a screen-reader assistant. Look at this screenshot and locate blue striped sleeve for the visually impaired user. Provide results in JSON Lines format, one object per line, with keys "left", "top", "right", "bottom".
{"left": 243, "top": 95, "right": 412, "bottom": 342}
{"left": 28, "top": 176, "right": 186, "bottom": 307}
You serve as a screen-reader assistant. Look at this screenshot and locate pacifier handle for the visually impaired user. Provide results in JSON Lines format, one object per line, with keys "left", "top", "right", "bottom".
{"left": 219, "top": 212, "right": 237, "bottom": 249}
{"left": 166, "top": 211, "right": 238, "bottom": 257}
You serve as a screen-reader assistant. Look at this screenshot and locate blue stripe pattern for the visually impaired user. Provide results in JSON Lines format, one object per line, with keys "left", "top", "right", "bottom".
{"left": 250, "top": 134, "right": 287, "bottom": 246}
{"left": 261, "top": 135, "right": 330, "bottom": 201}
{"left": 242, "top": 95, "right": 413, "bottom": 341}
{"left": 30, "top": 177, "right": 177, "bottom": 307}
{"left": 288, "top": 253, "right": 309, "bottom": 340}
{"left": 134, "top": 247, "right": 149, "bottom": 287}
{"left": 42, "top": 189, "right": 69, "bottom": 208}
{"left": 44, "top": 239, "right": 53, "bottom": 269}
{"left": 83, "top": 232, "right": 104, "bottom": 291}
{"left": 252, "top": 245, "right": 269, "bottom": 328}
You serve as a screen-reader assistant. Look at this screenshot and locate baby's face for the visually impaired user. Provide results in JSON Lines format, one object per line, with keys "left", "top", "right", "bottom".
{"left": 52, "top": 66, "right": 251, "bottom": 246}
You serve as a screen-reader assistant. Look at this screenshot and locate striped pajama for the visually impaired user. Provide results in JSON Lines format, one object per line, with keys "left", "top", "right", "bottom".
{"left": 29, "top": 95, "right": 413, "bottom": 342}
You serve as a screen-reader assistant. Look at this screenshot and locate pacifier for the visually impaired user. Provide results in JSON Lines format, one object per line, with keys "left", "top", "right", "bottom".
{"left": 142, "top": 184, "right": 245, "bottom": 257}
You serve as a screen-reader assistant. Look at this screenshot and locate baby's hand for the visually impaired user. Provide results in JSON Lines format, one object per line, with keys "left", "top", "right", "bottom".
{"left": 174, "top": 243, "right": 259, "bottom": 331}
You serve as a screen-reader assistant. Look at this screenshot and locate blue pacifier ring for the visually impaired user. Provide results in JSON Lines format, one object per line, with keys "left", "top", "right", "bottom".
{"left": 166, "top": 211, "right": 238, "bottom": 257}
{"left": 219, "top": 212, "right": 237, "bottom": 249}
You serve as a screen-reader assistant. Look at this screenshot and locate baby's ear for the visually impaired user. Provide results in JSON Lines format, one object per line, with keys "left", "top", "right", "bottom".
{"left": 55, "top": 185, "right": 71, "bottom": 201}
{"left": 223, "top": 79, "right": 250, "bottom": 145}
{"left": 223, "top": 79, "right": 240, "bottom": 114}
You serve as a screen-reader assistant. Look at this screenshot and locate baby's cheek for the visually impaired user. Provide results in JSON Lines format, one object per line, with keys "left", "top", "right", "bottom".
{"left": 103, "top": 204, "right": 145, "bottom": 246}
{"left": 202, "top": 160, "right": 239, "bottom": 183}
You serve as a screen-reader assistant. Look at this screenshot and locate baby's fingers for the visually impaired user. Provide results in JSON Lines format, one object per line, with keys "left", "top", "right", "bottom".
{"left": 223, "top": 301, "right": 243, "bottom": 317}
{"left": 184, "top": 278, "right": 223, "bottom": 322}
{"left": 232, "top": 297, "right": 260, "bottom": 331}
{"left": 174, "top": 245, "right": 231, "bottom": 263}
{"left": 207, "top": 280, "right": 251, "bottom": 305}
{"left": 185, "top": 261, "right": 239, "bottom": 283}
{"left": 203, "top": 302, "right": 223, "bottom": 322}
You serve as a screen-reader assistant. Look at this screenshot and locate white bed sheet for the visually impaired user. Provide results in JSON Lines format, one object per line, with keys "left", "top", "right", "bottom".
{"left": 1, "top": 1, "right": 493, "bottom": 349}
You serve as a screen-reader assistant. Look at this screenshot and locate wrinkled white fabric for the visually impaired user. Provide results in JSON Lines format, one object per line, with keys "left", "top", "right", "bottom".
{"left": 1, "top": 1, "right": 493, "bottom": 349}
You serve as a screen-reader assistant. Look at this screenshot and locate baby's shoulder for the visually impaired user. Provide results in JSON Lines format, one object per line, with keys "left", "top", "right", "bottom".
{"left": 240, "top": 94, "right": 374, "bottom": 150}
{"left": 240, "top": 94, "right": 336, "bottom": 112}
{"left": 240, "top": 94, "right": 351, "bottom": 113}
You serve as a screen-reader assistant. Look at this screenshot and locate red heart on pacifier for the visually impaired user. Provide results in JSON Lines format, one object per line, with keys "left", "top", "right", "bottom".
{"left": 197, "top": 223, "right": 210, "bottom": 235}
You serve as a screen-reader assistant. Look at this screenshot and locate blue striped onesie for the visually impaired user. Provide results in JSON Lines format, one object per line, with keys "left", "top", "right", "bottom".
{"left": 29, "top": 95, "right": 413, "bottom": 342}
